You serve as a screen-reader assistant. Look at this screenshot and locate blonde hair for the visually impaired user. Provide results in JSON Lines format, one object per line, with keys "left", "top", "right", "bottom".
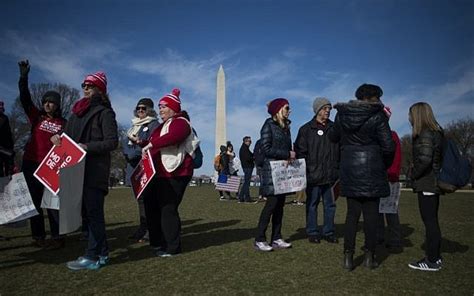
{"left": 409, "top": 102, "right": 441, "bottom": 138}
{"left": 272, "top": 105, "right": 290, "bottom": 129}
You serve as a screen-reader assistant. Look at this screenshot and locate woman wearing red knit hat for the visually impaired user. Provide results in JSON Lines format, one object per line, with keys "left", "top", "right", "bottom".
{"left": 52, "top": 70, "right": 118, "bottom": 270}
{"left": 141, "top": 88, "right": 196, "bottom": 257}
{"left": 254, "top": 98, "right": 295, "bottom": 252}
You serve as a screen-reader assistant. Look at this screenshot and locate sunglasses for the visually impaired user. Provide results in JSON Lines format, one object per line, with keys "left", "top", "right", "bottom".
{"left": 81, "top": 83, "right": 96, "bottom": 90}
{"left": 136, "top": 106, "right": 147, "bottom": 111}
{"left": 284, "top": 106, "right": 291, "bottom": 111}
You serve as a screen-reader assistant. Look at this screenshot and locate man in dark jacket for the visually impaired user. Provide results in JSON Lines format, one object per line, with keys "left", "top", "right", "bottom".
{"left": 328, "top": 83, "right": 395, "bottom": 270}
{"left": 239, "top": 136, "right": 254, "bottom": 202}
{"left": 295, "top": 97, "right": 339, "bottom": 244}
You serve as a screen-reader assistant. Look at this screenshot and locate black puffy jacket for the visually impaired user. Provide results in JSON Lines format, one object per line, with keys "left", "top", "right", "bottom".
{"left": 411, "top": 129, "right": 443, "bottom": 194}
{"left": 328, "top": 100, "right": 394, "bottom": 198}
{"left": 259, "top": 118, "right": 292, "bottom": 196}
{"left": 294, "top": 117, "right": 339, "bottom": 186}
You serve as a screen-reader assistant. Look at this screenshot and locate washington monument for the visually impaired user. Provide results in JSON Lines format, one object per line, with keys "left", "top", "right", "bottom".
{"left": 215, "top": 65, "right": 226, "bottom": 155}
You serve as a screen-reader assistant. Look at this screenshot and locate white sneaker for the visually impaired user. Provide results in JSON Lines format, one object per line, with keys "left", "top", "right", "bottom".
{"left": 272, "top": 239, "right": 292, "bottom": 249}
{"left": 254, "top": 241, "right": 273, "bottom": 252}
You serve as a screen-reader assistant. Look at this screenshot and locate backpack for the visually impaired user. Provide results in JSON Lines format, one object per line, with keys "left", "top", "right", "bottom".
{"left": 437, "top": 138, "right": 472, "bottom": 193}
{"left": 191, "top": 128, "right": 203, "bottom": 169}
{"left": 253, "top": 139, "right": 265, "bottom": 167}
{"left": 214, "top": 154, "right": 222, "bottom": 171}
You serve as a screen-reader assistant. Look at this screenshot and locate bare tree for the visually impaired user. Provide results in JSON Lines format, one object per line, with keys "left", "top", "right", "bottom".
{"left": 444, "top": 117, "right": 474, "bottom": 157}
{"left": 30, "top": 82, "right": 80, "bottom": 119}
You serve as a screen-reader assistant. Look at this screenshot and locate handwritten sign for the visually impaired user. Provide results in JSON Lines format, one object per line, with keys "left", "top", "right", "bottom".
{"left": 131, "top": 150, "right": 156, "bottom": 199}
{"left": 379, "top": 182, "right": 401, "bottom": 214}
{"left": 270, "top": 159, "right": 306, "bottom": 195}
{"left": 0, "top": 173, "right": 38, "bottom": 225}
{"left": 34, "top": 133, "right": 86, "bottom": 195}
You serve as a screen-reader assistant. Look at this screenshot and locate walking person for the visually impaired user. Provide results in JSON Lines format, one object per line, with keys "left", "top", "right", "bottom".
{"left": 239, "top": 136, "right": 254, "bottom": 203}
{"left": 141, "top": 88, "right": 196, "bottom": 257}
{"left": 294, "top": 97, "right": 339, "bottom": 244}
{"left": 328, "top": 84, "right": 395, "bottom": 270}
{"left": 18, "top": 60, "right": 67, "bottom": 249}
{"left": 407, "top": 102, "right": 444, "bottom": 271}
{"left": 377, "top": 106, "right": 403, "bottom": 253}
{"left": 254, "top": 98, "right": 295, "bottom": 252}
{"left": 52, "top": 71, "right": 118, "bottom": 270}
{"left": 123, "top": 98, "right": 159, "bottom": 243}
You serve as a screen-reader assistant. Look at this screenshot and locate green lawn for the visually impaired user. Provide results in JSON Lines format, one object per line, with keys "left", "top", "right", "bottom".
{"left": 1, "top": 185, "right": 473, "bottom": 295}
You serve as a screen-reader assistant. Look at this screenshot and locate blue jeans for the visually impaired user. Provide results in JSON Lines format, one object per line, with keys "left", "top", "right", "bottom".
{"left": 83, "top": 187, "right": 108, "bottom": 260}
{"left": 305, "top": 184, "right": 336, "bottom": 237}
{"left": 239, "top": 167, "right": 253, "bottom": 202}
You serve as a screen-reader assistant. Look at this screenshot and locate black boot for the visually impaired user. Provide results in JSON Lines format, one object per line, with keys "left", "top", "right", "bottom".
{"left": 363, "top": 251, "right": 379, "bottom": 269}
{"left": 343, "top": 250, "right": 354, "bottom": 271}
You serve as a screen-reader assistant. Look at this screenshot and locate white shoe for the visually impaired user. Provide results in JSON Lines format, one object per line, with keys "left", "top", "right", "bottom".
{"left": 254, "top": 241, "right": 273, "bottom": 252}
{"left": 272, "top": 239, "right": 292, "bottom": 249}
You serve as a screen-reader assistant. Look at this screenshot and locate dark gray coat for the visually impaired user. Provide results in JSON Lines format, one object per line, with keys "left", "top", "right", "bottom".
{"left": 294, "top": 117, "right": 339, "bottom": 186}
{"left": 411, "top": 129, "right": 443, "bottom": 194}
{"left": 328, "top": 100, "right": 394, "bottom": 199}
{"left": 65, "top": 96, "right": 118, "bottom": 193}
{"left": 259, "top": 118, "right": 292, "bottom": 196}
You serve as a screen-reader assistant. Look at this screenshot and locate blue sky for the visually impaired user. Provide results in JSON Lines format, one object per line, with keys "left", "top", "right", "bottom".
{"left": 0, "top": 0, "right": 473, "bottom": 175}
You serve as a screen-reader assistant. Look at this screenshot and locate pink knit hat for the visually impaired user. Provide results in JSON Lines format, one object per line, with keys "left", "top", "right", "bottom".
{"left": 83, "top": 72, "right": 107, "bottom": 94}
{"left": 159, "top": 88, "right": 182, "bottom": 112}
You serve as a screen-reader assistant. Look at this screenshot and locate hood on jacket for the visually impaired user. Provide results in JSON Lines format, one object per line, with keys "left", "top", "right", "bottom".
{"left": 334, "top": 100, "right": 384, "bottom": 132}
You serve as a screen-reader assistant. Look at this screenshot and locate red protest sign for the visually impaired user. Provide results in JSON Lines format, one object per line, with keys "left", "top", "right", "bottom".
{"left": 130, "top": 150, "right": 156, "bottom": 199}
{"left": 34, "top": 133, "right": 86, "bottom": 195}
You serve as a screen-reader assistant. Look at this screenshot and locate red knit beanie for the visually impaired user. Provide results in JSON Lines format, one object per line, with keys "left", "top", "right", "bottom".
{"left": 159, "top": 88, "right": 182, "bottom": 112}
{"left": 267, "top": 98, "right": 289, "bottom": 116}
{"left": 84, "top": 72, "right": 107, "bottom": 94}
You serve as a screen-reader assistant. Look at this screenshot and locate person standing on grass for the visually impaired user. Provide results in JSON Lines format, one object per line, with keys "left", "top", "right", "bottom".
{"left": 18, "top": 60, "right": 67, "bottom": 250}
{"left": 141, "top": 88, "right": 196, "bottom": 257}
{"left": 294, "top": 97, "right": 340, "bottom": 245}
{"left": 123, "top": 97, "right": 159, "bottom": 243}
{"left": 239, "top": 136, "right": 254, "bottom": 203}
{"left": 254, "top": 98, "right": 295, "bottom": 252}
{"left": 328, "top": 84, "right": 394, "bottom": 270}
{"left": 377, "top": 106, "right": 403, "bottom": 253}
{"left": 52, "top": 71, "right": 118, "bottom": 270}
{"left": 407, "top": 102, "right": 444, "bottom": 272}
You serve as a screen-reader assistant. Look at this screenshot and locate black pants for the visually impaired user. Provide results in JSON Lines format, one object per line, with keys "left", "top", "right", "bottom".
{"left": 143, "top": 176, "right": 191, "bottom": 254}
{"left": 417, "top": 192, "right": 441, "bottom": 262}
{"left": 22, "top": 160, "right": 60, "bottom": 240}
{"left": 255, "top": 194, "right": 286, "bottom": 242}
{"left": 377, "top": 213, "right": 401, "bottom": 247}
{"left": 83, "top": 187, "right": 108, "bottom": 260}
{"left": 344, "top": 197, "right": 379, "bottom": 252}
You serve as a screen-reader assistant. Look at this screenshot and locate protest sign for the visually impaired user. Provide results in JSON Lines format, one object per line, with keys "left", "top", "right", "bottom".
{"left": 270, "top": 159, "right": 306, "bottom": 195}
{"left": 131, "top": 150, "right": 156, "bottom": 199}
{"left": 0, "top": 173, "right": 38, "bottom": 225}
{"left": 41, "top": 189, "right": 60, "bottom": 210}
{"left": 58, "top": 160, "right": 85, "bottom": 234}
{"left": 379, "top": 182, "right": 401, "bottom": 214}
{"left": 34, "top": 133, "right": 86, "bottom": 195}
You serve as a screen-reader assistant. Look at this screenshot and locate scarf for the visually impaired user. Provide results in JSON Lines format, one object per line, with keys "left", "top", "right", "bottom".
{"left": 72, "top": 97, "right": 91, "bottom": 117}
{"left": 127, "top": 116, "right": 157, "bottom": 139}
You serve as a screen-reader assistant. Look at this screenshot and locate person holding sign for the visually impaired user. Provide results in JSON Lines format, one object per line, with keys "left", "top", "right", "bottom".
{"left": 328, "top": 84, "right": 394, "bottom": 270}
{"left": 123, "top": 98, "right": 159, "bottom": 243}
{"left": 18, "top": 60, "right": 67, "bottom": 249}
{"left": 141, "top": 88, "right": 195, "bottom": 257}
{"left": 254, "top": 98, "right": 295, "bottom": 252}
{"left": 294, "top": 97, "right": 340, "bottom": 245}
{"left": 52, "top": 71, "right": 118, "bottom": 270}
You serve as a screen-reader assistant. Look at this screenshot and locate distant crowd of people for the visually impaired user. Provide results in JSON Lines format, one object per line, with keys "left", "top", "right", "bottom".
{"left": 0, "top": 59, "right": 446, "bottom": 272}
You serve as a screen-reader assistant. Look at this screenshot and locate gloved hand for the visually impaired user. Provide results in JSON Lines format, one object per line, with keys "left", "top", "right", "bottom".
{"left": 18, "top": 60, "right": 30, "bottom": 77}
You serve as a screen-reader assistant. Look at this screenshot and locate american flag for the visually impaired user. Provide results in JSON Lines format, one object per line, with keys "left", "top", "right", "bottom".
{"left": 215, "top": 175, "right": 241, "bottom": 193}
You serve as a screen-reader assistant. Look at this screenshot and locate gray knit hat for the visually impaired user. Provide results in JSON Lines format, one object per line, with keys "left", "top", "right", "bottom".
{"left": 313, "top": 97, "right": 331, "bottom": 114}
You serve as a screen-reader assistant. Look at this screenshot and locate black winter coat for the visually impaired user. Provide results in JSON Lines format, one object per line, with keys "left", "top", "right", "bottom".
{"left": 411, "top": 129, "right": 443, "bottom": 194}
{"left": 65, "top": 96, "right": 118, "bottom": 193}
{"left": 259, "top": 118, "right": 292, "bottom": 196}
{"left": 294, "top": 117, "right": 339, "bottom": 186}
{"left": 239, "top": 143, "right": 254, "bottom": 169}
{"left": 328, "top": 100, "right": 394, "bottom": 199}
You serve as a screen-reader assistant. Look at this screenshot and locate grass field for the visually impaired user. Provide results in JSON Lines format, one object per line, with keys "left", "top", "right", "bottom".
{"left": 1, "top": 185, "right": 473, "bottom": 295}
